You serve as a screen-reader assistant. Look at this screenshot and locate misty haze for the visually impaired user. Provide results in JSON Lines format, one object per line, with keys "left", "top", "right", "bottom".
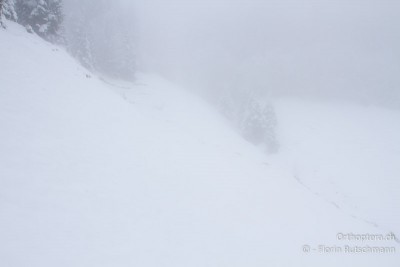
{"left": 1, "top": 0, "right": 399, "bottom": 266}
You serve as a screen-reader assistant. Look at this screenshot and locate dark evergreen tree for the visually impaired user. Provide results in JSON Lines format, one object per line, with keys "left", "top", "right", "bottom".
{"left": 64, "top": 1, "right": 95, "bottom": 70}
{"left": 0, "top": 0, "right": 4, "bottom": 28}
{"left": 64, "top": 0, "right": 135, "bottom": 80}
{"left": 219, "top": 88, "right": 279, "bottom": 153}
{"left": 15, "top": 0, "right": 62, "bottom": 42}
{"left": 240, "top": 101, "right": 279, "bottom": 153}
{"left": 0, "top": 0, "right": 17, "bottom": 28}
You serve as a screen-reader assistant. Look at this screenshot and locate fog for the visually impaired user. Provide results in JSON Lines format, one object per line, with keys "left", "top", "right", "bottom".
{"left": 3, "top": 0, "right": 400, "bottom": 265}
{"left": 64, "top": 0, "right": 400, "bottom": 107}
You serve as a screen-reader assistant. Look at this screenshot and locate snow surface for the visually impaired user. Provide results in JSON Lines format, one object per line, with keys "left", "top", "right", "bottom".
{"left": 275, "top": 98, "right": 400, "bottom": 239}
{"left": 1, "top": 23, "right": 399, "bottom": 266}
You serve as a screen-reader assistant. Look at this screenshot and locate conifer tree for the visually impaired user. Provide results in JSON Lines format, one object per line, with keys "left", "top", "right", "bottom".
{"left": 15, "top": 0, "right": 62, "bottom": 42}
{"left": 0, "top": 0, "right": 17, "bottom": 28}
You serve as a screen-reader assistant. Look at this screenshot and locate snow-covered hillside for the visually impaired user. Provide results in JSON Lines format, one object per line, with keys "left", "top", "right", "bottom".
{"left": 1, "top": 23, "right": 399, "bottom": 266}
{"left": 275, "top": 98, "right": 400, "bottom": 239}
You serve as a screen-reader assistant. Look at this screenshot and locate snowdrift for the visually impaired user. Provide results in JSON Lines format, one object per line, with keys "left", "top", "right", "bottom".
{"left": 1, "top": 23, "right": 399, "bottom": 266}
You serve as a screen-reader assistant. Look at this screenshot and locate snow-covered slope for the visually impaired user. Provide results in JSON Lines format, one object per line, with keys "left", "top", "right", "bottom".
{"left": 1, "top": 23, "right": 399, "bottom": 266}
{"left": 275, "top": 98, "right": 400, "bottom": 239}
